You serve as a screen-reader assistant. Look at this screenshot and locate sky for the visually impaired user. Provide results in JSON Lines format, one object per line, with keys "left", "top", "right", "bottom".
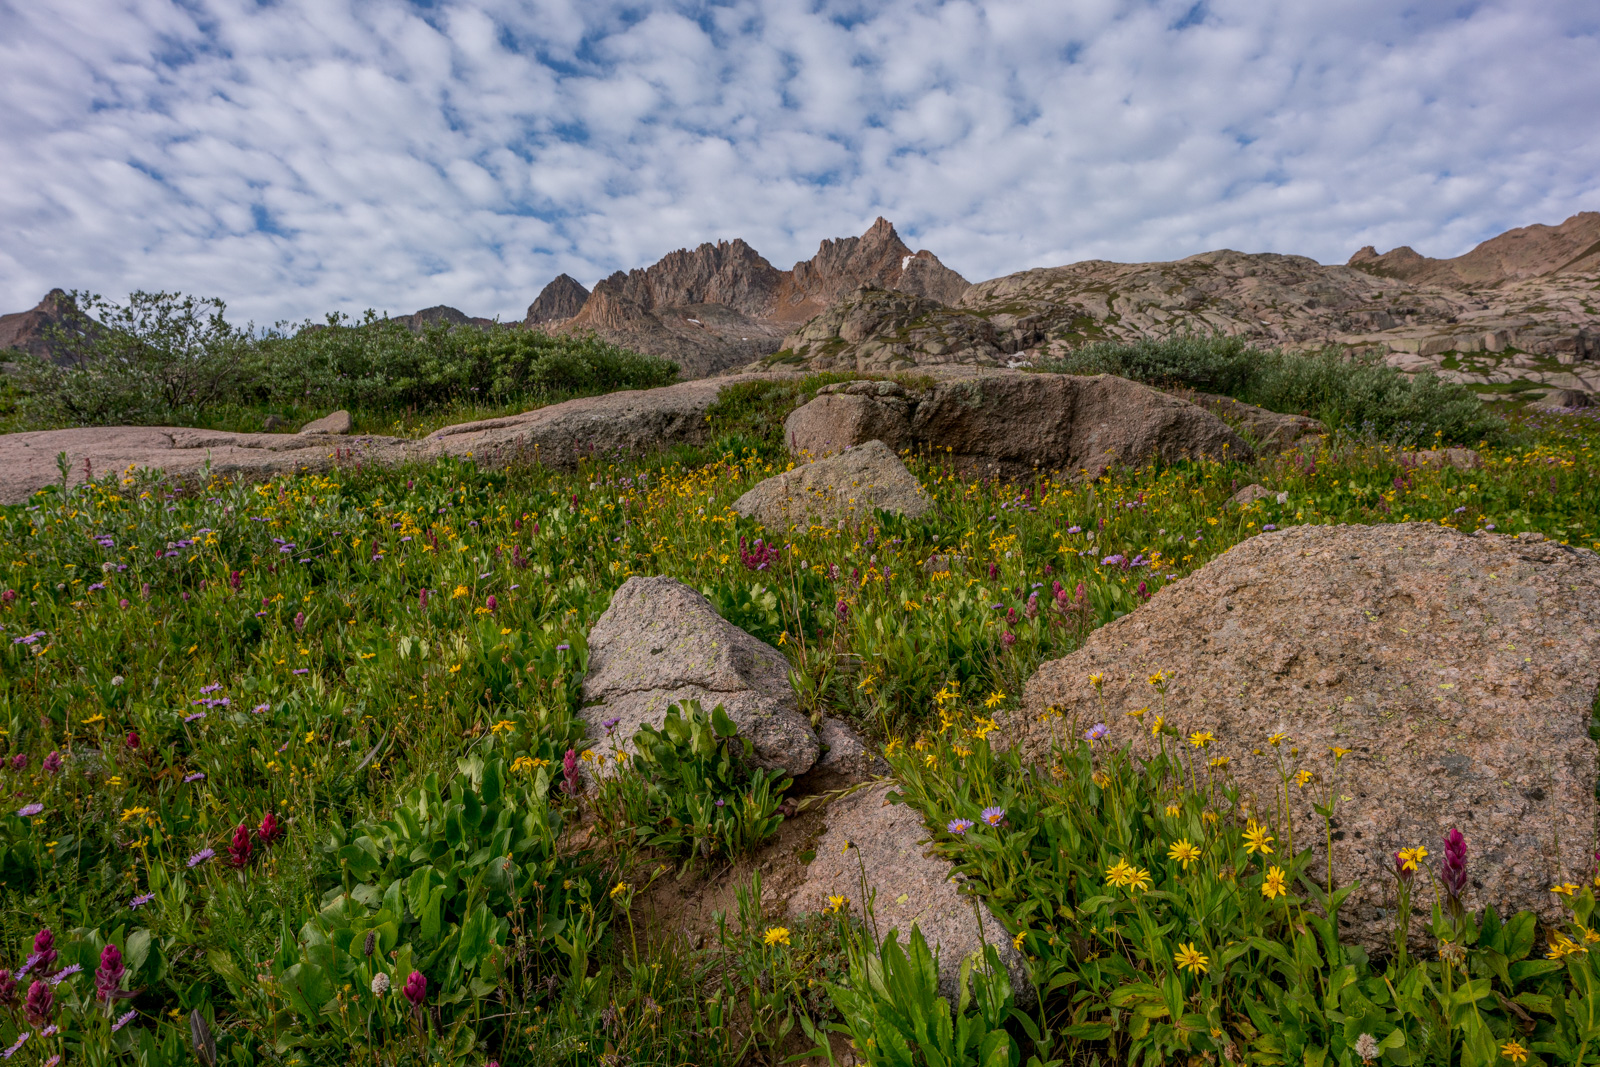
{"left": 2, "top": 0, "right": 1598, "bottom": 325}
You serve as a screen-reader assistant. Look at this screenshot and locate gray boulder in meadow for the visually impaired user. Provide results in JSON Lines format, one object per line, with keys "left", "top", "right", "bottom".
{"left": 732, "top": 439, "right": 933, "bottom": 529}
{"left": 582, "top": 576, "right": 818, "bottom": 776}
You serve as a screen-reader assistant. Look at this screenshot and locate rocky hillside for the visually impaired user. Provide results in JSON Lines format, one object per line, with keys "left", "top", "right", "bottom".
{"left": 532, "top": 217, "right": 970, "bottom": 379}
{"left": 770, "top": 215, "right": 1600, "bottom": 404}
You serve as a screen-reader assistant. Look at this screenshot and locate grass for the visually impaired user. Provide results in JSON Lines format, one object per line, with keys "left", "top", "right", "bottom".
{"left": 0, "top": 344, "right": 1598, "bottom": 1062}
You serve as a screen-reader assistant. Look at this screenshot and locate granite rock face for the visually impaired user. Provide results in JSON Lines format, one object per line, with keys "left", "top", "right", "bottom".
{"left": 790, "top": 783, "right": 1030, "bottom": 1003}
{"left": 731, "top": 439, "right": 933, "bottom": 529}
{"left": 783, "top": 371, "right": 1252, "bottom": 479}
{"left": 582, "top": 576, "right": 819, "bottom": 777}
{"left": 1010, "top": 522, "right": 1600, "bottom": 949}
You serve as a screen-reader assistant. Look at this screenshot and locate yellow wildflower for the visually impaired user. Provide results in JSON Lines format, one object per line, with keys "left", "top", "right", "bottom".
{"left": 1243, "top": 820, "right": 1275, "bottom": 856}
{"left": 1167, "top": 839, "right": 1201, "bottom": 870}
{"left": 1173, "top": 942, "right": 1209, "bottom": 975}
{"left": 763, "top": 927, "right": 791, "bottom": 947}
{"left": 1551, "top": 882, "right": 1580, "bottom": 897}
{"left": 824, "top": 894, "right": 848, "bottom": 915}
{"left": 1397, "top": 846, "right": 1428, "bottom": 872}
{"left": 983, "top": 690, "right": 1005, "bottom": 709}
{"left": 1187, "top": 730, "right": 1215, "bottom": 749}
{"left": 1261, "top": 866, "right": 1288, "bottom": 900}
{"left": 1500, "top": 1040, "right": 1528, "bottom": 1064}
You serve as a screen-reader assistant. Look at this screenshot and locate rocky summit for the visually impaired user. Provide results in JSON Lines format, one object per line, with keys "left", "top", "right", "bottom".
{"left": 533, "top": 217, "right": 969, "bottom": 379}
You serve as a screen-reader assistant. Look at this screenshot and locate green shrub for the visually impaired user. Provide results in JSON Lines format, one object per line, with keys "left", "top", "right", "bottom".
{"left": 595, "top": 701, "right": 789, "bottom": 863}
{"left": 10, "top": 290, "right": 677, "bottom": 430}
{"left": 1038, "top": 334, "right": 1505, "bottom": 445}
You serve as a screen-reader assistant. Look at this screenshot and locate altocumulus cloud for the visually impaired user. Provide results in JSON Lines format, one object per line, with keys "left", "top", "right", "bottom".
{"left": 1, "top": 0, "right": 1598, "bottom": 324}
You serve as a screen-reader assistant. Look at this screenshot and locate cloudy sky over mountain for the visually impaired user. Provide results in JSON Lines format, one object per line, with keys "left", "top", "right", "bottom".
{"left": 2, "top": 0, "right": 1598, "bottom": 324}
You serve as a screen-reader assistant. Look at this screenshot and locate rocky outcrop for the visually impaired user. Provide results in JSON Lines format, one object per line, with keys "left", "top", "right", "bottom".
{"left": 298, "top": 410, "right": 352, "bottom": 435}
{"left": 524, "top": 274, "right": 590, "bottom": 325}
{"left": 731, "top": 439, "right": 933, "bottom": 529}
{"left": 782, "top": 371, "right": 1252, "bottom": 479}
{"left": 1009, "top": 523, "right": 1600, "bottom": 950}
{"left": 790, "top": 783, "right": 1030, "bottom": 1003}
{"left": 544, "top": 219, "right": 969, "bottom": 379}
{"left": 775, "top": 286, "right": 1007, "bottom": 372}
{"left": 0, "top": 289, "right": 103, "bottom": 365}
{"left": 582, "top": 576, "right": 819, "bottom": 777}
{"left": 1348, "top": 212, "right": 1600, "bottom": 289}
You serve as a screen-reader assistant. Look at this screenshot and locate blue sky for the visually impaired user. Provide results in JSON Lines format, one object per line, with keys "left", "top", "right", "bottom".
{"left": 2, "top": 0, "right": 1598, "bottom": 324}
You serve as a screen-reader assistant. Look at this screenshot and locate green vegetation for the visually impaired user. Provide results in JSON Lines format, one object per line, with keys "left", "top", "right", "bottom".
{"left": 5, "top": 290, "right": 678, "bottom": 436}
{"left": 1038, "top": 334, "right": 1505, "bottom": 444}
{"left": 0, "top": 344, "right": 1597, "bottom": 1062}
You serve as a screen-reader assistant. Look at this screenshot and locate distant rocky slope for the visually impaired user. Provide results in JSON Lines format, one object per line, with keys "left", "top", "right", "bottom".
{"left": 529, "top": 217, "right": 969, "bottom": 379}
{"left": 1347, "top": 211, "right": 1600, "bottom": 288}
{"left": 768, "top": 215, "right": 1600, "bottom": 403}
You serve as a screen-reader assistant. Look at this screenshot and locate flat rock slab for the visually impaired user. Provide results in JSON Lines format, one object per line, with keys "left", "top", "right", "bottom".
{"left": 422, "top": 372, "right": 786, "bottom": 470}
{"left": 0, "top": 374, "right": 796, "bottom": 504}
{"left": 0, "top": 427, "right": 412, "bottom": 505}
{"left": 582, "top": 576, "right": 819, "bottom": 777}
{"left": 1011, "top": 523, "right": 1600, "bottom": 949}
{"left": 732, "top": 439, "right": 933, "bottom": 529}
{"left": 791, "top": 783, "right": 1030, "bottom": 1003}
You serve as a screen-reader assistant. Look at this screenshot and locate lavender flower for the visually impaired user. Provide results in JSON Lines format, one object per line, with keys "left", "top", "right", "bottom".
{"left": 2, "top": 1032, "right": 27, "bottom": 1059}
{"left": 16, "top": 803, "right": 42, "bottom": 818}
{"left": 602, "top": 717, "right": 621, "bottom": 734}
{"left": 183, "top": 772, "right": 206, "bottom": 783}
{"left": 252, "top": 703, "right": 269, "bottom": 714}
{"left": 128, "top": 893, "right": 154, "bottom": 909}
{"left": 1084, "top": 723, "right": 1110, "bottom": 742}
{"left": 183, "top": 712, "right": 206, "bottom": 724}
{"left": 187, "top": 848, "right": 215, "bottom": 868}
{"left": 980, "top": 806, "right": 1006, "bottom": 827}
{"left": 46, "top": 964, "right": 80, "bottom": 986}
{"left": 947, "top": 818, "right": 975, "bottom": 835}
{"left": 112, "top": 1009, "right": 137, "bottom": 1032}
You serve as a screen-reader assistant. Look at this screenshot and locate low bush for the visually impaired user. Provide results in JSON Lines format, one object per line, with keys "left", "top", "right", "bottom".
{"left": 1038, "top": 334, "right": 1506, "bottom": 445}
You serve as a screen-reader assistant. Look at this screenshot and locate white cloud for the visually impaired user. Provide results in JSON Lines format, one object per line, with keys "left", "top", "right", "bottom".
{"left": 0, "top": 0, "right": 1597, "bottom": 324}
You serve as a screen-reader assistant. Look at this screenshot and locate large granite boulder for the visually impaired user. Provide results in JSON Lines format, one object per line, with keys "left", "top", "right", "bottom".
{"left": 299, "top": 409, "right": 353, "bottom": 435}
{"left": 1008, "top": 523, "right": 1600, "bottom": 949}
{"left": 582, "top": 576, "right": 818, "bottom": 777}
{"left": 790, "top": 783, "right": 1030, "bottom": 1003}
{"left": 783, "top": 370, "right": 1252, "bottom": 478}
{"left": 732, "top": 440, "right": 933, "bottom": 529}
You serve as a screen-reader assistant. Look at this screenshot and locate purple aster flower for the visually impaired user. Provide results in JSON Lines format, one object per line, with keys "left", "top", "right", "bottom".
{"left": 1066, "top": 526, "right": 1082, "bottom": 534}
{"left": 128, "top": 893, "right": 154, "bottom": 909}
{"left": 183, "top": 772, "right": 205, "bottom": 783}
{"left": 980, "top": 806, "right": 1006, "bottom": 827}
{"left": 16, "top": 803, "right": 42, "bottom": 818}
{"left": 555, "top": 643, "right": 570, "bottom": 651}
{"left": 293, "top": 668, "right": 309, "bottom": 675}
{"left": 183, "top": 712, "right": 205, "bottom": 724}
{"left": 2, "top": 1031, "right": 28, "bottom": 1058}
{"left": 947, "top": 818, "right": 975, "bottom": 835}
{"left": 199, "top": 683, "right": 222, "bottom": 694}
{"left": 186, "top": 848, "right": 215, "bottom": 868}
{"left": 1084, "top": 723, "right": 1110, "bottom": 742}
{"left": 252, "top": 703, "right": 269, "bottom": 714}
{"left": 112, "top": 1009, "right": 137, "bottom": 1032}
{"left": 602, "top": 717, "right": 621, "bottom": 734}
{"left": 46, "top": 964, "right": 80, "bottom": 987}
{"left": 1262, "top": 524, "right": 1277, "bottom": 531}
